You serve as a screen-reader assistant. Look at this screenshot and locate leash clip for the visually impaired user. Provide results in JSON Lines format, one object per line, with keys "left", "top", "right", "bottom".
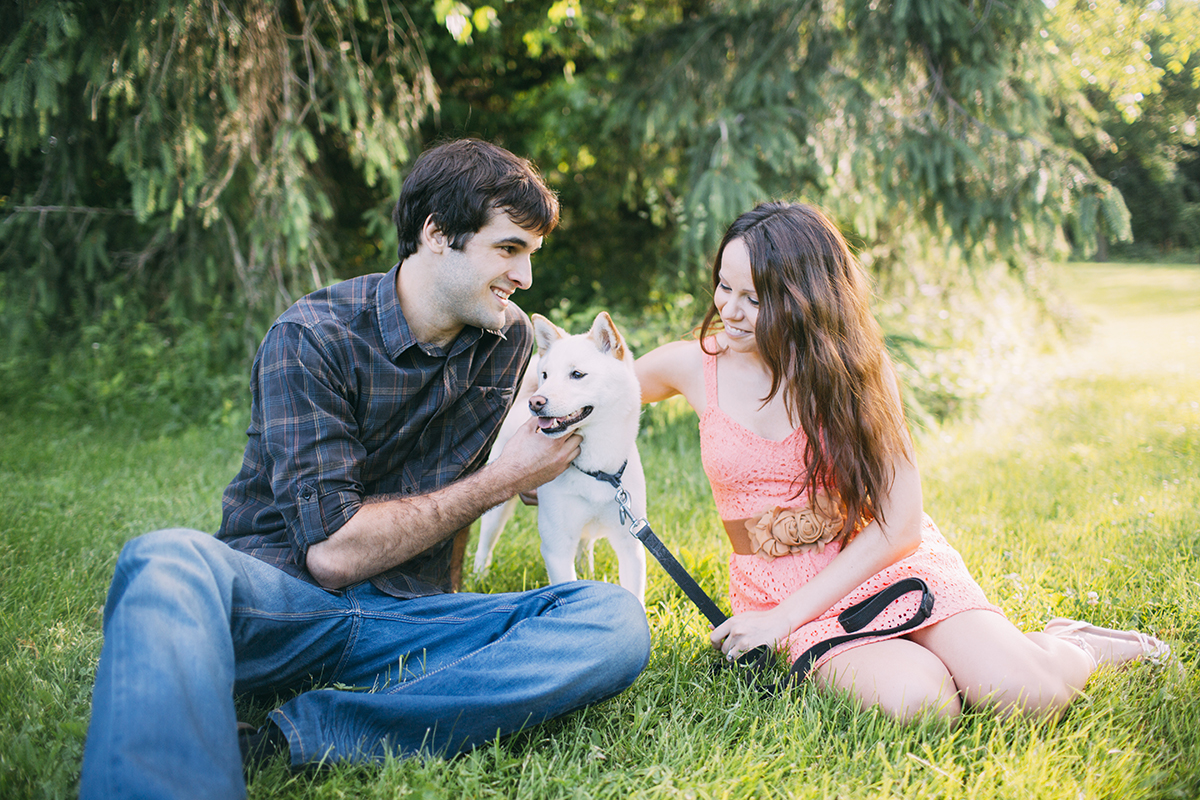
{"left": 613, "top": 485, "right": 647, "bottom": 533}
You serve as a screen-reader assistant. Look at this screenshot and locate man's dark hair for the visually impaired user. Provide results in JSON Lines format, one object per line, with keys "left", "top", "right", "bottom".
{"left": 392, "top": 138, "right": 560, "bottom": 261}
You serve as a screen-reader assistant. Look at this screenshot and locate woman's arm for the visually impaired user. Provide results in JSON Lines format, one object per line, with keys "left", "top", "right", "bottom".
{"left": 710, "top": 453, "right": 924, "bottom": 658}
{"left": 635, "top": 339, "right": 706, "bottom": 409}
{"left": 710, "top": 360, "right": 924, "bottom": 657}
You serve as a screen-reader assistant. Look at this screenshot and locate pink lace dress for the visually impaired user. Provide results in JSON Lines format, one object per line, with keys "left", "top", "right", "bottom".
{"left": 698, "top": 348, "right": 1003, "bottom": 672}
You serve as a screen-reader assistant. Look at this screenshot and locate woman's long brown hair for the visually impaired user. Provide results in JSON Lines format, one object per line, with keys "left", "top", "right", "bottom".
{"left": 699, "top": 202, "right": 911, "bottom": 542}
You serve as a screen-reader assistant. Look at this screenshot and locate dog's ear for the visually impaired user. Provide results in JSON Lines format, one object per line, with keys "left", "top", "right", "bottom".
{"left": 589, "top": 311, "right": 627, "bottom": 361}
{"left": 532, "top": 314, "right": 567, "bottom": 353}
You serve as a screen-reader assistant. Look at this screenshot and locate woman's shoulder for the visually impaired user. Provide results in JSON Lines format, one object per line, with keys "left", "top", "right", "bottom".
{"left": 650, "top": 337, "right": 705, "bottom": 358}
{"left": 641, "top": 338, "right": 705, "bottom": 373}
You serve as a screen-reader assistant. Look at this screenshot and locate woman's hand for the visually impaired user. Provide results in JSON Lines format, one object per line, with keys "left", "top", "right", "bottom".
{"left": 710, "top": 608, "right": 794, "bottom": 661}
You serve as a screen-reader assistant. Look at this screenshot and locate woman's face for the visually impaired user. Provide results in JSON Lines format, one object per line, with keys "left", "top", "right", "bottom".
{"left": 713, "top": 237, "right": 760, "bottom": 354}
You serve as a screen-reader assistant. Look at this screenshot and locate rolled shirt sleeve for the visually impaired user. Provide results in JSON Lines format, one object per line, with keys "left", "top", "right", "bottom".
{"left": 258, "top": 323, "right": 367, "bottom": 558}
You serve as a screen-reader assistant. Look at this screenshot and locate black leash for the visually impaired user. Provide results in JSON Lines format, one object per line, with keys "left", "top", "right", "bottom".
{"left": 602, "top": 477, "right": 935, "bottom": 691}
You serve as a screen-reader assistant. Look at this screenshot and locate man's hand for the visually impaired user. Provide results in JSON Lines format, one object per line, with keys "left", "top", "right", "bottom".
{"left": 491, "top": 417, "right": 581, "bottom": 497}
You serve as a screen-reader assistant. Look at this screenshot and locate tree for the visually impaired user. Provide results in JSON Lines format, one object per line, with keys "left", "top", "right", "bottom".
{"left": 405, "top": 0, "right": 1147, "bottom": 422}
{"left": 415, "top": 0, "right": 1137, "bottom": 310}
{"left": 0, "top": 0, "right": 1161, "bottom": 421}
{"left": 1, "top": 0, "right": 436, "bottom": 362}
{"left": 1044, "top": 0, "right": 1200, "bottom": 255}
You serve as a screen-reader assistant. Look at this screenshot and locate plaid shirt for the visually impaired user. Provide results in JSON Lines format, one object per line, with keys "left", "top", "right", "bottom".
{"left": 217, "top": 264, "right": 532, "bottom": 598}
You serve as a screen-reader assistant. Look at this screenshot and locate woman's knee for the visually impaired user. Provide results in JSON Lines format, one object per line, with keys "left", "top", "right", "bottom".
{"left": 850, "top": 671, "right": 961, "bottom": 723}
{"left": 892, "top": 672, "right": 962, "bottom": 722}
{"left": 921, "top": 618, "right": 1086, "bottom": 718}
{"left": 816, "top": 640, "right": 963, "bottom": 723}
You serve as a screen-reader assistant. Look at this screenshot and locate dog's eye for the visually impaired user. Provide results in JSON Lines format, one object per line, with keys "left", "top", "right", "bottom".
{"left": 540, "top": 371, "right": 547, "bottom": 381}
{"left": 570, "top": 370, "right": 586, "bottom": 380}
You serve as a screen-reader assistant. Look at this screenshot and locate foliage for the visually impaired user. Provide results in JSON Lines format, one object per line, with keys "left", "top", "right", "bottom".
{"left": 11, "top": 296, "right": 250, "bottom": 430}
{"left": 875, "top": 259, "right": 1069, "bottom": 425}
{"left": 422, "top": 0, "right": 1144, "bottom": 424}
{"left": 1043, "top": 0, "right": 1192, "bottom": 125}
{"left": 1045, "top": 0, "right": 1200, "bottom": 257}
{"left": 5, "top": 0, "right": 1197, "bottom": 426}
{"left": 0, "top": 0, "right": 436, "bottom": 420}
{"left": 472, "top": 0, "right": 1135, "bottom": 300}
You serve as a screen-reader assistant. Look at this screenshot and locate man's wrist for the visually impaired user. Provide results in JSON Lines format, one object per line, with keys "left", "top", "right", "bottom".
{"left": 474, "top": 459, "right": 526, "bottom": 507}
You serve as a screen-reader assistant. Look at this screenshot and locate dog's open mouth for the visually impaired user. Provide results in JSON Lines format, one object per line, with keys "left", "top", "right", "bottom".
{"left": 535, "top": 406, "right": 593, "bottom": 436}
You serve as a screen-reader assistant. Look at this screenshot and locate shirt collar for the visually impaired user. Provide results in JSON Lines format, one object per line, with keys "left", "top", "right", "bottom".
{"left": 378, "top": 264, "right": 414, "bottom": 360}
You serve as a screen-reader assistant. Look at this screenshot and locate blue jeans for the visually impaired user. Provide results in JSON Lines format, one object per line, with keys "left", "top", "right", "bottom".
{"left": 79, "top": 529, "right": 650, "bottom": 799}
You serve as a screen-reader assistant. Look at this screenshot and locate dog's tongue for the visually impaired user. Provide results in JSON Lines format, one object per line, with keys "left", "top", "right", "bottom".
{"left": 536, "top": 416, "right": 560, "bottom": 430}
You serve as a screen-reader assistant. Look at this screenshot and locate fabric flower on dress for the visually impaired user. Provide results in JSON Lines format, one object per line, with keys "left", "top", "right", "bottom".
{"left": 745, "top": 493, "right": 846, "bottom": 560}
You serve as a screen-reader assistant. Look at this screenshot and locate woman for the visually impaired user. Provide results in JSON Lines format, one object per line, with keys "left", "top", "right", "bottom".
{"left": 635, "top": 202, "right": 1168, "bottom": 721}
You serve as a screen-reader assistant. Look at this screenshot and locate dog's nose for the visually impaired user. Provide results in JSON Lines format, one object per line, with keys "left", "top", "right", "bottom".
{"left": 529, "top": 395, "right": 547, "bottom": 413}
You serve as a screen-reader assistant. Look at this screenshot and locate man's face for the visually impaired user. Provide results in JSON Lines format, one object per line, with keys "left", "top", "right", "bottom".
{"left": 434, "top": 211, "right": 543, "bottom": 334}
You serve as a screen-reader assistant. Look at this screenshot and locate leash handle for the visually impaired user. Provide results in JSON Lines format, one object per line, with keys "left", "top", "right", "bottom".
{"left": 784, "top": 577, "right": 934, "bottom": 685}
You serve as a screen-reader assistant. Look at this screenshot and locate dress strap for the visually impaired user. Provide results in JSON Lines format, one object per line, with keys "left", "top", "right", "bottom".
{"left": 702, "top": 340, "right": 720, "bottom": 409}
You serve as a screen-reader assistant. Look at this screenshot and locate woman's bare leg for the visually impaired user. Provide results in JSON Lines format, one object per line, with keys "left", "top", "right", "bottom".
{"left": 813, "top": 637, "right": 963, "bottom": 723}
{"left": 909, "top": 610, "right": 1093, "bottom": 719}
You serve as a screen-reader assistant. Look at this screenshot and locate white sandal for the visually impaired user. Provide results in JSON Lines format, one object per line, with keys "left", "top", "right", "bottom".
{"left": 1043, "top": 617, "right": 1172, "bottom": 669}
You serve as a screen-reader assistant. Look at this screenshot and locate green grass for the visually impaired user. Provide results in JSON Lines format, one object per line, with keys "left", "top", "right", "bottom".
{"left": 1, "top": 262, "right": 1198, "bottom": 799}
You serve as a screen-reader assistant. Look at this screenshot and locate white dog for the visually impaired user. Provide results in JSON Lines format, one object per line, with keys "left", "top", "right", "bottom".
{"left": 473, "top": 311, "right": 647, "bottom": 604}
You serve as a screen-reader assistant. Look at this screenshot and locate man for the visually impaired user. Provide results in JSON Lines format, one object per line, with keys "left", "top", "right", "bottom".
{"left": 79, "top": 139, "right": 651, "bottom": 799}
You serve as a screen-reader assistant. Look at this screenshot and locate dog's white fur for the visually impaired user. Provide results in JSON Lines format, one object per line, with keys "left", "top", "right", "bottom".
{"left": 473, "top": 311, "right": 647, "bottom": 604}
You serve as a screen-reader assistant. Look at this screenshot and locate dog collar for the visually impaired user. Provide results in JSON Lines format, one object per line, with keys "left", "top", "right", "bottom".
{"left": 574, "top": 460, "right": 628, "bottom": 489}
